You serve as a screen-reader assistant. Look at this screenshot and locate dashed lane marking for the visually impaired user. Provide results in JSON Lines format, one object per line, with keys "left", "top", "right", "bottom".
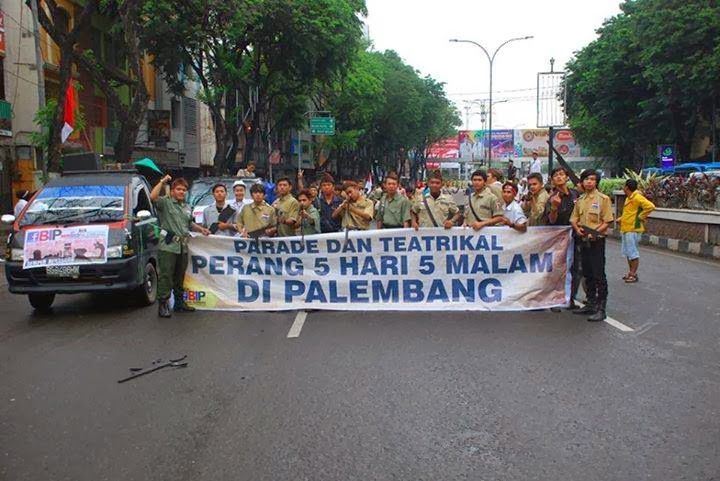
{"left": 287, "top": 310, "right": 307, "bottom": 338}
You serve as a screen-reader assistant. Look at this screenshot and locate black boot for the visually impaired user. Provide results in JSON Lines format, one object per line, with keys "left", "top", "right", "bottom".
{"left": 572, "top": 301, "right": 595, "bottom": 315}
{"left": 174, "top": 299, "right": 196, "bottom": 312}
{"left": 158, "top": 298, "right": 172, "bottom": 318}
{"left": 588, "top": 301, "right": 606, "bottom": 322}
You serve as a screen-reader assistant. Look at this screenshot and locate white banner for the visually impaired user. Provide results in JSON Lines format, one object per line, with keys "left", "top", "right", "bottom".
{"left": 23, "top": 225, "right": 109, "bottom": 269}
{"left": 184, "top": 227, "right": 574, "bottom": 311}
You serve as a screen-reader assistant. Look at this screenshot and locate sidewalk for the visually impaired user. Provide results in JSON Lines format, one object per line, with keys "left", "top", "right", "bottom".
{"left": 608, "top": 228, "right": 720, "bottom": 259}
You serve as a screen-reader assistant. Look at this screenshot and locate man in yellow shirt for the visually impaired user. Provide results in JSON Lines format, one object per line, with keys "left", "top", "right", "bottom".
{"left": 272, "top": 177, "right": 300, "bottom": 237}
{"left": 619, "top": 179, "right": 655, "bottom": 283}
{"left": 570, "top": 169, "right": 614, "bottom": 322}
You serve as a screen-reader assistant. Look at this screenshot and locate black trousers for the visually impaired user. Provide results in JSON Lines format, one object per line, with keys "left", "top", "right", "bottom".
{"left": 579, "top": 238, "right": 608, "bottom": 305}
{"left": 570, "top": 242, "right": 583, "bottom": 302}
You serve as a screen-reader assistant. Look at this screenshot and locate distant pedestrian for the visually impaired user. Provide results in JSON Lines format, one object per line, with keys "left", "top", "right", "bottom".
{"left": 236, "top": 162, "right": 257, "bottom": 177}
{"left": 570, "top": 169, "right": 614, "bottom": 322}
{"left": 619, "top": 179, "right": 655, "bottom": 283}
{"left": 507, "top": 159, "right": 518, "bottom": 182}
{"left": 529, "top": 151, "right": 542, "bottom": 175}
{"left": 14, "top": 190, "right": 31, "bottom": 217}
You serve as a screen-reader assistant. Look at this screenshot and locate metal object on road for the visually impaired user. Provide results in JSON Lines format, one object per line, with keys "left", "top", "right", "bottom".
{"left": 117, "top": 355, "right": 188, "bottom": 384}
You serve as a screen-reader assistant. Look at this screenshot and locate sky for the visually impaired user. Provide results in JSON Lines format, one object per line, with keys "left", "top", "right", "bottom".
{"left": 364, "top": 0, "right": 623, "bottom": 131}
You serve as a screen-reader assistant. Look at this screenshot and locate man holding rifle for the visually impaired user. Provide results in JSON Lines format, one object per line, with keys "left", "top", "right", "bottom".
{"left": 570, "top": 169, "right": 614, "bottom": 322}
{"left": 236, "top": 184, "right": 278, "bottom": 238}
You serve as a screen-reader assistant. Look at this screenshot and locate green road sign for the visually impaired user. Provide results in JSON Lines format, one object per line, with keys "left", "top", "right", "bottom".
{"left": 310, "top": 116, "right": 335, "bottom": 135}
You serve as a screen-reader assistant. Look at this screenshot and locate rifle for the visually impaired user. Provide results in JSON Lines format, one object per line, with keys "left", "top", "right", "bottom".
{"left": 547, "top": 141, "right": 581, "bottom": 185}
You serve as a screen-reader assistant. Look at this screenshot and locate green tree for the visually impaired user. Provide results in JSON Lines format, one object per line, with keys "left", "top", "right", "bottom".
{"left": 565, "top": 0, "right": 720, "bottom": 169}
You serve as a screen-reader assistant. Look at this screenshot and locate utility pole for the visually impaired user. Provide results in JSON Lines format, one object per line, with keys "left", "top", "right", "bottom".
{"left": 30, "top": 0, "right": 48, "bottom": 178}
{"left": 548, "top": 58, "right": 555, "bottom": 174}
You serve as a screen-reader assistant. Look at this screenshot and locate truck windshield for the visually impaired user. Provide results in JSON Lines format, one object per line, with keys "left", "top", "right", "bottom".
{"left": 20, "top": 185, "right": 125, "bottom": 226}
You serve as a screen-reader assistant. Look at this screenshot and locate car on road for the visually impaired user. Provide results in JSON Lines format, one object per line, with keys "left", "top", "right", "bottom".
{"left": 188, "top": 176, "right": 263, "bottom": 224}
{"left": 2, "top": 170, "right": 160, "bottom": 311}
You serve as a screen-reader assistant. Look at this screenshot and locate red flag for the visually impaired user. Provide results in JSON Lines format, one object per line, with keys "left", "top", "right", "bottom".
{"left": 61, "top": 81, "right": 76, "bottom": 143}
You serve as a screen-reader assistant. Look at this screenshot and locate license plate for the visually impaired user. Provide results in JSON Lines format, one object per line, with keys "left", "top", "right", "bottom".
{"left": 46, "top": 265, "right": 80, "bottom": 278}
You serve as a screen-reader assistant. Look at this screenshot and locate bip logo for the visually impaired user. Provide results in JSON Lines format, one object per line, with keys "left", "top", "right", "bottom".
{"left": 26, "top": 229, "right": 63, "bottom": 243}
{"left": 183, "top": 290, "right": 206, "bottom": 304}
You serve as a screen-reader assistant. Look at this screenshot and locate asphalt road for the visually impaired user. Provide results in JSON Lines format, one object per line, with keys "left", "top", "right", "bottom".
{"left": 1, "top": 241, "right": 719, "bottom": 481}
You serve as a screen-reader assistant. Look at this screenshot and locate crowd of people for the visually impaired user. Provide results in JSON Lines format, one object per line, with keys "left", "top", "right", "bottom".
{"left": 150, "top": 164, "right": 656, "bottom": 322}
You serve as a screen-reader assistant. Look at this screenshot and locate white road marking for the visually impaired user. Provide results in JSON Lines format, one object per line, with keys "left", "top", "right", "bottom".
{"left": 576, "top": 302, "right": 634, "bottom": 332}
{"left": 604, "top": 316, "right": 635, "bottom": 332}
{"left": 287, "top": 310, "right": 307, "bottom": 338}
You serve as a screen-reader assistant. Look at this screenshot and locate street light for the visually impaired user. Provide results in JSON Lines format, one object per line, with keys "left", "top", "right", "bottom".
{"left": 450, "top": 35, "right": 533, "bottom": 167}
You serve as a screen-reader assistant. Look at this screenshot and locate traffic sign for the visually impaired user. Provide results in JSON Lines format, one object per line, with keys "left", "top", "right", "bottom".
{"left": 310, "top": 117, "right": 335, "bottom": 135}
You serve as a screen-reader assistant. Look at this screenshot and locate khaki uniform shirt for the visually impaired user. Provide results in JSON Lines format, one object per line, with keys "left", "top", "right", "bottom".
{"left": 488, "top": 182, "right": 504, "bottom": 203}
{"left": 342, "top": 196, "right": 374, "bottom": 230}
{"left": 154, "top": 196, "right": 192, "bottom": 254}
{"left": 523, "top": 189, "right": 550, "bottom": 226}
{"left": 412, "top": 193, "right": 459, "bottom": 228}
{"left": 237, "top": 202, "right": 277, "bottom": 236}
{"left": 376, "top": 194, "right": 411, "bottom": 228}
{"left": 570, "top": 189, "right": 614, "bottom": 231}
{"left": 273, "top": 194, "right": 300, "bottom": 237}
{"left": 464, "top": 187, "right": 504, "bottom": 223}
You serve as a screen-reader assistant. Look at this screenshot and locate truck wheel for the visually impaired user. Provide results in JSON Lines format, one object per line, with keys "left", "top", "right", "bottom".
{"left": 136, "top": 262, "right": 158, "bottom": 306}
{"left": 28, "top": 293, "right": 55, "bottom": 312}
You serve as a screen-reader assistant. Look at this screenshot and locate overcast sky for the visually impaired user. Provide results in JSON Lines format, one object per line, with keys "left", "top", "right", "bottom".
{"left": 364, "top": 0, "right": 623, "bottom": 131}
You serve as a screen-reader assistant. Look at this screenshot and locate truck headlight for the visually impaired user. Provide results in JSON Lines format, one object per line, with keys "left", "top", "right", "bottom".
{"left": 10, "top": 248, "right": 23, "bottom": 261}
{"left": 107, "top": 246, "right": 123, "bottom": 259}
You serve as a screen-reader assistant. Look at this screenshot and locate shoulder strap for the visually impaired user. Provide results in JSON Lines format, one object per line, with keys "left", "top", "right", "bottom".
{"left": 467, "top": 192, "right": 481, "bottom": 222}
{"left": 423, "top": 195, "right": 439, "bottom": 227}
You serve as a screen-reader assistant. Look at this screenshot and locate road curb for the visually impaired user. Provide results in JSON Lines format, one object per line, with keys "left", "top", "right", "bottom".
{"left": 608, "top": 228, "right": 720, "bottom": 259}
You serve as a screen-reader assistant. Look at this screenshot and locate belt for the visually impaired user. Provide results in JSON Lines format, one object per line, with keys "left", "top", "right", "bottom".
{"left": 383, "top": 224, "right": 403, "bottom": 229}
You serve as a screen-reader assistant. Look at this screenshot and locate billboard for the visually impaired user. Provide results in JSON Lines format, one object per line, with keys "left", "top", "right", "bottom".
{"left": 426, "top": 137, "right": 459, "bottom": 159}
{"left": 458, "top": 130, "right": 515, "bottom": 160}
{"left": 514, "top": 128, "right": 585, "bottom": 158}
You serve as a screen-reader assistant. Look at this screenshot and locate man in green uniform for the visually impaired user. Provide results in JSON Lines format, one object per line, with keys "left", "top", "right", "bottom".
{"left": 463, "top": 170, "right": 505, "bottom": 230}
{"left": 376, "top": 172, "right": 411, "bottom": 229}
{"left": 333, "top": 181, "right": 374, "bottom": 230}
{"left": 570, "top": 169, "right": 614, "bottom": 322}
{"left": 272, "top": 177, "right": 300, "bottom": 237}
{"left": 150, "top": 175, "right": 210, "bottom": 318}
{"left": 236, "top": 184, "right": 278, "bottom": 238}
{"left": 297, "top": 189, "right": 321, "bottom": 235}
{"left": 411, "top": 170, "right": 460, "bottom": 229}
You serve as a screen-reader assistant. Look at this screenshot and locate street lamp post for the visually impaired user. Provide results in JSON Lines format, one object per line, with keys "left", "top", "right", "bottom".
{"left": 450, "top": 36, "right": 533, "bottom": 167}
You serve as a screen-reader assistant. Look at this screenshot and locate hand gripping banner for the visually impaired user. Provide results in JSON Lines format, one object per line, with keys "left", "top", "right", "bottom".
{"left": 184, "top": 227, "right": 574, "bottom": 311}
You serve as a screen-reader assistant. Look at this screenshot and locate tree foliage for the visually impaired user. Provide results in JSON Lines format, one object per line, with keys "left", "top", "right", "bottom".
{"left": 324, "top": 49, "right": 460, "bottom": 180}
{"left": 565, "top": 0, "right": 720, "bottom": 170}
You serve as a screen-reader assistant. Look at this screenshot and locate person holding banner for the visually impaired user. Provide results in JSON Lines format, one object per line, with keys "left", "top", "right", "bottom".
{"left": 544, "top": 166, "right": 583, "bottom": 309}
{"left": 151, "top": 175, "right": 210, "bottom": 318}
{"left": 273, "top": 177, "right": 300, "bottom": 237}
{"left": 236, "top": 184, "right": 278, "bottom": 239}
{"left": 202, "top": 184, "right": 235, "bottom": 237}
{"left": 500, "top": 182, "right": 527, "bottom": 233}
{"left": 522, "top": 173, "right": 549, "bottom": 226}
{"left": 376, "top": 172, "right": 412, "bottom": 229}
{"left": 570, "top": 169, "right": 614, "bottom": 322}
{"left": 333, "top": 181, "right": 374, "bottom": 230}
{"left": 315, "top": 174, "right": 343, "bottom": 233}
{"left": 297, "top": 190, "right": 321, "bottom": 236}
{"left": 462, "top": 170, "right": 504, "bottom": 231}
{"left": 411, "top": 170, "right": 460, "bottom": 230}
